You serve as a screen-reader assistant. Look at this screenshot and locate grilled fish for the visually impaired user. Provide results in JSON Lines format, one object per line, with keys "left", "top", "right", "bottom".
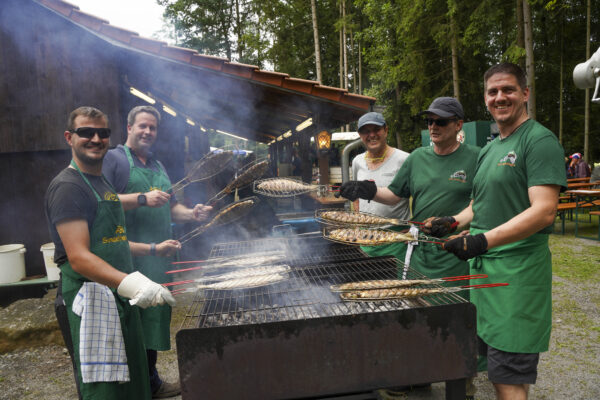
{"left": 340, "top": 287, "right": 445, "bottom": 301}
{"left": 205, "top": 199, "right": 255, "bottom": 228}
{"left": 196, "top": 265, "right": 290, "bottom": 282}
{"left": 196, "top": 273, "right": 287, "bottom": 289}
{"left": 203, "top": 253, "right": 287, "bottom": 269}
{"left": 256, "top": 178, "right": 316, "bottom": 193}
{"left": 326, "top": 227, "right": 415, "bottom": 245}
{"left": 330, "top": 279, "right": 433, "bottom": 292}
{"left": 189, "top": 150, "right": 235, "bottom": 181}
{"left": 223, "top": 160, "right": 269, "bottom": 194}
{"left": 320, "top": 210, "right": 394, "bottom": 225}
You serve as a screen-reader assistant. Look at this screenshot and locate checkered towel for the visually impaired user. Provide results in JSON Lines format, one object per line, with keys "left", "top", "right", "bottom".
{"left": 72, "top": 282, "right": 130, "bottom": 383}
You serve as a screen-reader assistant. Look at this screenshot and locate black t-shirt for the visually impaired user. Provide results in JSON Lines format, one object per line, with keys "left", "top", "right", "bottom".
{"left": 44, "top": 167, "right": 117, "bottom": 265}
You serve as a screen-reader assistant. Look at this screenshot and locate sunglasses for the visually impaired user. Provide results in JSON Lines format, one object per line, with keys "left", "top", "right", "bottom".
{"left": 426, "top": 118, "right": 457, "bottom": 127}
{"left": 70, "top": 127, "right": 111, "bottom": 139}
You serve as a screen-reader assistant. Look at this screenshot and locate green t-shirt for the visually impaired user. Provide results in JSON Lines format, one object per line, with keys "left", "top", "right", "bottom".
{"left": 385, "top": 143, "right": 480, "bottom": 280}
{"left": 388, "top": 143, "right": 480, "bottom": 221}
{"left": 471, "top": 119, "right": 567, "bottom": 234}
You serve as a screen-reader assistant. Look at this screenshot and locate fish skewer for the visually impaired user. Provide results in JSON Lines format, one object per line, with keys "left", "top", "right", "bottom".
{"left": 323, "top": 227, "right": 442, "bottom": 246}
{"left": 340, "top": 283, "right": 508, "bottom": 301}
{"left": 166, "top": 251, "right": 287, "bottom": 273}
{"left": 171, "top": 150, "right": 235, "bottom": 192}
{"left": 207, "top": 160, "right": 269, "bottom": 205}
{"left": 330, "top": 274, "right": 487, "bottom": 292}
{"left": 253, "top": 177, "right": 327, "bottom": 197}
{"left": 315, "top": 209, "right": 424, "bottom": 227}
{"left": 178, "top": 197, "right": 258, "bottom": 244}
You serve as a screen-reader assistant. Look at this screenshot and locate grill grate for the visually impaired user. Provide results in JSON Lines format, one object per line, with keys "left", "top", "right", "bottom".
{"left": 180, "top": 237, "right": 467, "bottom": 329}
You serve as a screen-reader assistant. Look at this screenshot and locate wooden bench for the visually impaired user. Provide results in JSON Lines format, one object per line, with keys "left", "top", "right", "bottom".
{"left": 555, "top": 200, "right": 600, "bottom": 234}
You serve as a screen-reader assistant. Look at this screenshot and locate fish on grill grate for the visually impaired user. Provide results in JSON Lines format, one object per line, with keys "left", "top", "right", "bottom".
{"left": 340, "top": 287, "right": 445, "bottom": 301}
{"left": 196, "top": 273, "right": 288, "bottom": 289}
{"left": 330, "top": 279, "right": 434, "bottom": 292}
{"left": 197, "top": 265, "right": 290, "bottom": 282}
{"left": 318, "top": 210, "right": 399, "bottom": 226}
{"left": 255, "top": 178, "right": 317, "bottom": 193}
{"left": 204, "top": 252, "right": 287, "bottom": 269}
{"left": 325, "top": 227, "right": 415, "bottom": 245}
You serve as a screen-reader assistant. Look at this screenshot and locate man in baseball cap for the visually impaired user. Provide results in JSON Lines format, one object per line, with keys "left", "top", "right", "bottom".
{"left": 357, "top": 111, "right": 387, "bottom": 133}
{"left": 568, "top": 152, "right": 590, "bottom": 178}
{"left": 419, "top": 96, "right": 465, "bottom": 119}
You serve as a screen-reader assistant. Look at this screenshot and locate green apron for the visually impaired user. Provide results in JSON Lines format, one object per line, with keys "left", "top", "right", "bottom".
{"left": 123, "top": 146, "right": 173, "bottom": 350}
{"left": 469, "top": 228, "right": 552, "bottom": 353}
{"left": 60, "top": 161, "right": 151, "bottom": 400}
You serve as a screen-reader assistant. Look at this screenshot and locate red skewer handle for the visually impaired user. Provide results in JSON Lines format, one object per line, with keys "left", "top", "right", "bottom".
{"left": 163, "top": 279, "right": 195, "bottom": 287}
{"left": 460, "top": 283, "right": 509, "bottom": 289}
{"left": 441, "top": 274, "right": 487, "bottom": 282}
{"left": 166, "top": 266, "right": 203, "bottom": 274}
{"left": 171, "top": 260, "right": 207, "bottom": 265}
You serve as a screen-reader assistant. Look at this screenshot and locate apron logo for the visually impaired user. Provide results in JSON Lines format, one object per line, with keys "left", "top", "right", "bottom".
{"left": 102, "top": 225, "right": 127, "bottom": 244}
{"left": 149, "top": 186, "right": 162, "bottom": 192}
{"left": 103, "top": 192, "right": 119, "bottom": 201}
{"left": 449, "top": 170, "right": 467, "bottom": 183}
{"left": 498, "top": 151, "right": 517, "bottom": 167}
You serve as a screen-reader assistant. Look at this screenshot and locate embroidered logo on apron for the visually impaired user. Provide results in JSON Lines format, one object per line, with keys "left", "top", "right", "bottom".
{"left": 449, "top": 170, "right": 467, "bottom": 183}
{"left": 498, "top": 150, "right": 517, "bottom": 167}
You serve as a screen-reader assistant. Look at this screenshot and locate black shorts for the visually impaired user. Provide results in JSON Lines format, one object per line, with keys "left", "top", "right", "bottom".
{"left": 478, "top": 337, "right": 540, "bottom": 385}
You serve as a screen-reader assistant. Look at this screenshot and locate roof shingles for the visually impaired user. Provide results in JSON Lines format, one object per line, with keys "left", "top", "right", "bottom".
{"left": 35, "top": 0, "right": 375, "bottom": 110}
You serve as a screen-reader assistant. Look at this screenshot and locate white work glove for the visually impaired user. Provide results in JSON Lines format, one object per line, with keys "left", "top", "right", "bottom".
{"left": 117, "top": 271, "right": 176, "bottom": 308}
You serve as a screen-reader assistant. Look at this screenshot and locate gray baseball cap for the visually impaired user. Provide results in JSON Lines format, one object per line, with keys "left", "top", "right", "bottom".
{"left": 357, "top": 112, "right": 386, "bottom": 132}
{"left": 420, "top": 97, "right": 464, "bottom": 119}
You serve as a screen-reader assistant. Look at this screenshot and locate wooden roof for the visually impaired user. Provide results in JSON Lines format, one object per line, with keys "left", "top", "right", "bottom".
{"left": 35, "top": 0, "right": 376, "bottom": 143}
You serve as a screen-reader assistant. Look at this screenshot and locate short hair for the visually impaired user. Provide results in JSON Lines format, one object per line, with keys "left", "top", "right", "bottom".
{"left": 484, "top": 63, "right": 528, "bottom": 91}
{"left": 127, "top": 105, "right": 161, "bottom": 127}
{"left": 67, "top": 107, "right": 108, "bottom": 131}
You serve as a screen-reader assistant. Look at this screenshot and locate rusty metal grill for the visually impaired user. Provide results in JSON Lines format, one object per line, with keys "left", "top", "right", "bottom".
{"left": 176, "top": 236, "right": 476, "bottom": 400}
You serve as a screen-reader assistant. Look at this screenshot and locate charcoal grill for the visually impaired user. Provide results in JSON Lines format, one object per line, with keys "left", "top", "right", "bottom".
{"left": 176, "top": 236, "right": 476, "bottom": 400}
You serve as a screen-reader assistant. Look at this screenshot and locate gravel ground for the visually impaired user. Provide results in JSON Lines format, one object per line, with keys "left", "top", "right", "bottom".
{"left": 0, "top": 235, "right": 598, "bottom": 400}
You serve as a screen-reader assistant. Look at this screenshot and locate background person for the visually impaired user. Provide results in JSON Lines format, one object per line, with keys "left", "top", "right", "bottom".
{"left": 45, "top": 106, "right": 175, "bottom": 399}
{"left": 350, "top": 111, "right": 409, "bottom": 257}
{"left": 567, "top": 152, "right": 591, "bottom": 178}
{"left": 425, "top": 63, "right": 566, "bottom": 400}
{"left": 102, "top": 105, "right": 212, "bottom": 399}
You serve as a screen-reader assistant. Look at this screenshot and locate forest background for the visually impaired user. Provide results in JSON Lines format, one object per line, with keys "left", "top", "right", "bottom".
{"left": 156, "top": 0, "right": 600, "bottom": 162}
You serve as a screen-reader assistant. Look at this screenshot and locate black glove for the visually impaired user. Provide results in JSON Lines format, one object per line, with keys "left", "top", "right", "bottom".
{"left": 334, "top": 180, "right": 377, "bottom": 201}
{"left": 426, "top": 216, "right": 458, "bottom": 237}
{"left": 442, "top": 233, "right": 488, "bottom": 261}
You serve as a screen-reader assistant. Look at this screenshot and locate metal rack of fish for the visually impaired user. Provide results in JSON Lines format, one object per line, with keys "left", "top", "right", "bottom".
{"left": 175, "top": 236, "right": 477, "bottom": 400}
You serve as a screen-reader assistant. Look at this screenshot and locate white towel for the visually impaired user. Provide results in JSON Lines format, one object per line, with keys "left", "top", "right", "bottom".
{"left": 72, "top": 282, "right": 130, "bottom": 383}
{"left": 402, "top": 225, "right": 420, "bottom": 279}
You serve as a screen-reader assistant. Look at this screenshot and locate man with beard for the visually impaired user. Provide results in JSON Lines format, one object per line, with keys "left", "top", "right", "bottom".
{"left": 45, "top": 106, "right": 176, "bottom": 399}
{"left": 426, "top": 63, "right": 566, "bottom": 399}
{"left": 102, "top": 105, "right": 212, "bottom": 398}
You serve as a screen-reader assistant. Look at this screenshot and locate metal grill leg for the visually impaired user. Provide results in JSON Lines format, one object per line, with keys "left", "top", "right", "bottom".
{"left": 445, "top": 378, "right": 466, "bottom": 400}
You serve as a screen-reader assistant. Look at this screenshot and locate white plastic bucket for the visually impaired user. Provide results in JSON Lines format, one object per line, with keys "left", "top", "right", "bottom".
{"left": 40, "top": 242, "right": 60, "bottom": 281}
{"left": 0, "top": 244, "right": 27, "bottom": 284}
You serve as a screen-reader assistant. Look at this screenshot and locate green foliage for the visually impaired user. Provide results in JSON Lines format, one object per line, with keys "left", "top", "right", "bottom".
{"left": 159, "top": 0, "right": 600, "bottom": 157}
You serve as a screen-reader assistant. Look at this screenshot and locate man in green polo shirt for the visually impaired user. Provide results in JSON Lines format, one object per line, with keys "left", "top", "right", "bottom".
{"left": 425, "top": 63, "right": 566, "bottom": 399}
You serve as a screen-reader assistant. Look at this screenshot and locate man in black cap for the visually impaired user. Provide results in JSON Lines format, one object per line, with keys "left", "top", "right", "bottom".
{"left": 338, "top": 97, "right": 480, "bottom": 397}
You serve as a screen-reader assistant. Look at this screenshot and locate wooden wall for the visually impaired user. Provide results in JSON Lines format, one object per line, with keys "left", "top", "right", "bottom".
{"left": 0, "top": 1, "right": 124, "bottom": 275}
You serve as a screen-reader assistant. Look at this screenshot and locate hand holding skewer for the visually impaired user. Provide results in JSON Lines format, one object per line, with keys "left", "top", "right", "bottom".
{"left": 191, "top": 204, "right": 213, "bottom": 222}
{"left": 334, "top": 180, "right": 377, "bottom": 201}
{"left": 442, "top": 233, "right": 488, "bottom": 261}
{"left": 155, "top": 240, "right": 182, "bottom": 257}
{"left": 144, "top": 189, "right": 171, "bottom": 207}
{"left": 421, "top": 216, "right": 459, "bottom": 237}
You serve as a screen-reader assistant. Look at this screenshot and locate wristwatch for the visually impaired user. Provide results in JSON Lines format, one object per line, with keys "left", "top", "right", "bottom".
{"left": 137, "top": 193, "right": 147, "bottom": 206}
{"left": 149, "top": 242, "right": 156, "bottom": 256}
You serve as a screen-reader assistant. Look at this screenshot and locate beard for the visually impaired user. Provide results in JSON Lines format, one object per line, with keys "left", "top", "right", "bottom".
{"left": 73, "top": 143, "right": 107, "bottom": 166}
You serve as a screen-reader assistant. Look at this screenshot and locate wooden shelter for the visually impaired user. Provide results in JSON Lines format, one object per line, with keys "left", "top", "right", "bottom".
{"left": 0, "top": 0, "right": 374, "bottom": 276}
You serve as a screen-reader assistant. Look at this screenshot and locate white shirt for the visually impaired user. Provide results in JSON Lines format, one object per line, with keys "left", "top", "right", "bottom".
{"left": 351, "top": 148, "right": 410, "bottom": 220}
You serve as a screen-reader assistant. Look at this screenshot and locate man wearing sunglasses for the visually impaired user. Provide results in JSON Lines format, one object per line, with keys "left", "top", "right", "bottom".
{"left": 102, "top": 105, "right": 212, "bottom": 398}
{"left": 426, "top": 63, "right": 566, "bottom": 399}
{"left": 45, "top": 107, "right": 176, "bottom": 400}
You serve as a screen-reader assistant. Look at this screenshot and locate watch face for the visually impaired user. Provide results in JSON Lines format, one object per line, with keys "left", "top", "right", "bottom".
{"left": 138, "top": 194, "right": 147, "bottom": 205}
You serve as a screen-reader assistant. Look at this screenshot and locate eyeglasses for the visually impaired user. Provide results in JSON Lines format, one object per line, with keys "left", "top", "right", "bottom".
{"left": 426, "top": 118, "right": 457, "bottom": 127}
{"left": 70, "top": 127, "right": 111, "bottom": 139}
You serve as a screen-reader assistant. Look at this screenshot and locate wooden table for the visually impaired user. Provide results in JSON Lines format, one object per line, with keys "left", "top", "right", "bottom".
{"left": 567, "top": 177, "right": 590, "bottom": 183}
{"left": 567, "top": 182, "right": 598, "bottom": 190}
{"left": 564, "top": 189, "right": 600, "bottom": 240}
{"left": 307, "top": 192, "right": 346, "bottom": 208}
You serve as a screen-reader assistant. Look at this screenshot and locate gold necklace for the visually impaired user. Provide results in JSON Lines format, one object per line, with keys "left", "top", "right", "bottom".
{"left": 365, "top": 148, "right": 389, "bottom": 163}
